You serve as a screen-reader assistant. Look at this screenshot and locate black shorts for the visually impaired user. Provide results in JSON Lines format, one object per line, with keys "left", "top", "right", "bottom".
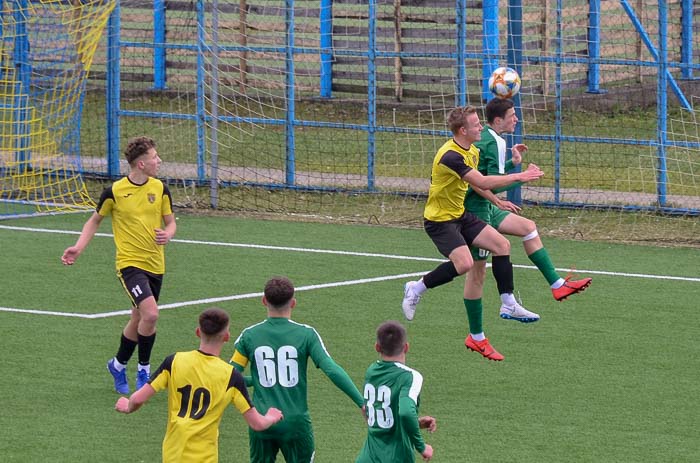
{"left": 118, "top": 266, "right": 163, "bottom": 307}
{"left": 424, "top": 212, "right": 488, "bottom": 258}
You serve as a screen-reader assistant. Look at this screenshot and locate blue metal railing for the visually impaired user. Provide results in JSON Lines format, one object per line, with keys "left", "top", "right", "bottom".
{"left": 102, "top": 0, "right": 699, "bottom": 216}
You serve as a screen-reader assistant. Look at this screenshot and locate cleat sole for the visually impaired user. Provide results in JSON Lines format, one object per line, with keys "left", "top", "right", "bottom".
{"left": 499, "top": 313, "right": 539, "bottom": 323}
{"left": 465, "top": 348, "right": 503, "bottom": 361}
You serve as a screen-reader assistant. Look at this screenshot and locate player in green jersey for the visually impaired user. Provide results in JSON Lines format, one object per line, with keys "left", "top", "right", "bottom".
{"left": 229, "top": 276, "right": 364, "bottom": 463}
{"left": 356, "top": 321, "right": 436, "bottom": 463}
{"left": 62, "top": 136, "right": 177, "bottom": 394}
{"left": 401, "top": 106, "right": 545, "bottom": 361}
{"left": 465, "top": 97, "right": 592, "bottom": 323}
{"left": 115, "top": 308, "right": 283, "bottom": 463}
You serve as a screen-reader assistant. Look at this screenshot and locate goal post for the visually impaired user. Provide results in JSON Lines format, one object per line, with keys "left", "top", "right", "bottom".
{"left": 0, "top": 0, "right": 115, "bottom": 219}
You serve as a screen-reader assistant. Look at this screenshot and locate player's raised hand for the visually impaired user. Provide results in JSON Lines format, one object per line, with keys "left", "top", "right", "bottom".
{"left": 61, "top": 246, "right": 81, "bottom": 265}
{"left": 511, "top": 143, "right": 527, "bottom": 164}
{"left": 518, "top": 163, "right": 544, "bottom": 182}
{"left": 421, "top": 444, "right": 434, "bottom": 461}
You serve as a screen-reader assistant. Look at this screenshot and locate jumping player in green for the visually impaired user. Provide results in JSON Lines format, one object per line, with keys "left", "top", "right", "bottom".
{"left": 464, "top": 98, "right": 592, "bottom": 323}
{"left": 229, "top": 276, "right": 364, "bottom": 463}
{"left": 401, "top": 105, "right": 545, "bottom": 361}
{"left": 356, "top": 321, "right": 436, "bottom": 463}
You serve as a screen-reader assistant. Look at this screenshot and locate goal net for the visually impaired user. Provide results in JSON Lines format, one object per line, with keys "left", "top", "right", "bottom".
{"left": 0, "top": 0, "right": 115, "bottom": 219}
{"left": 81, "top": 1, "right": 700, "bottom": 245}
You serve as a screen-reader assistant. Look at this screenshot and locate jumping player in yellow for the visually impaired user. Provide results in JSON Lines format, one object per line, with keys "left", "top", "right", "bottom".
{"left": 401, "top": 106, "right": 544, "bottom": 361}
{"left": 62, "top": 136, "right": 176, "bottom": 393}
{"left": 115, "top": 308, "right": 284, "bottom": 463}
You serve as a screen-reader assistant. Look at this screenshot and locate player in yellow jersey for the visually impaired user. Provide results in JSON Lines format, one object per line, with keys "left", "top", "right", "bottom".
{"left": 401, "top": 106, "right": 544, "bottom": 361}
{"left": 115, "top": 308, "right": 284, "bottom": 463}
{"left": 61, "top": 136, "right": 177, "bottom": 393}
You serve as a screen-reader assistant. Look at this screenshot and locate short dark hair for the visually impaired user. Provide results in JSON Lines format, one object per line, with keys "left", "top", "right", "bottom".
{"left": 264, "top": 276, "right": 295, "bottom": 309}
{"left": 484, "top": 98, "right": 514, "bottom": 124}
{"left": 376, "top": 321, "right": 407, "bottom": 356}
{"left": 199, "top": 308, "right": 229, "bottom": 338}
{"left": 446, "top": 105, "right": 478, "bottom": 135}
{"left": 124, "top": 136, "right": 156, "bottom": 165}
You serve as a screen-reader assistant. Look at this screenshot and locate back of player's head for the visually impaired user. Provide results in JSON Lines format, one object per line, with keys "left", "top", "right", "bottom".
{"left": 376, "top": 321, "right": 407, "bottom": 356}
{"left": 124, "top": 136, "right": 156, "bottom": 165}
{"left": 264, "top": 276, "right": 295, "bottom": 310}
{"left": 199, "top": 307, "right": 230, "bottom": 339}
{"left": 447, "top": 105, "right": 478, "bottom": 135}
{"left": 484, "top": 98, "right": 514, "bottom": 124}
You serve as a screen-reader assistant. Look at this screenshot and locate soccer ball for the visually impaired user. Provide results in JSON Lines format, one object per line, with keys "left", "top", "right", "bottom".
{"left": 488, "top": 67, "right": 521, "bottom": 99}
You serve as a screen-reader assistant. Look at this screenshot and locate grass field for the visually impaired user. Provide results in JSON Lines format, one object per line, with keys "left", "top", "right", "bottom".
{"left": 1, "top": 212, "right": 699, "bottom": 462}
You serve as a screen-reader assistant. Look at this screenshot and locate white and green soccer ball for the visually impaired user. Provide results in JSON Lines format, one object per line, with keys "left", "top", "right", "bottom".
{"left": 488, "top": 67, "right": 521, "bottom": 99}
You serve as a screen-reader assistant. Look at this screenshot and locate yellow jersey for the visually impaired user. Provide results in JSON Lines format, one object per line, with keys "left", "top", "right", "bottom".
{"left": 150, "top": 350, "right": 253, "bottom": 463}
{"left": 423, "top": 138, "right": 479, "bottom": 222}
{"left": 96, "top": 176, "right": 173, "bottom": 274}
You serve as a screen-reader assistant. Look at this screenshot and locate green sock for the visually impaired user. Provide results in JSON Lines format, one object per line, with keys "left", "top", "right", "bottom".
{"left": 463, "top": 298, "right": 483, "bottom": 334}
{"left": 528, "top": 248, "right": 560, "bottom": 285}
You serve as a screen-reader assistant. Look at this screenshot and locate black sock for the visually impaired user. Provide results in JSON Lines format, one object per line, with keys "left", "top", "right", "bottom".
{"left": 492, "top": 255, "right": 514, "bottom": 295}
{"left": 423, "top": 261, "right": 459, "bottom": 289}
{"left": 115, "top": 334, "right": 137, "bottom": 365}
{"left": 137, "top": 332, "right": 157, "bottom": 366}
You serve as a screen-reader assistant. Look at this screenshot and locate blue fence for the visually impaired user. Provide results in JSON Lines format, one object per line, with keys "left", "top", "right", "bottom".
{"left": 98, "top": 0, "right": 699, "bottom": 215}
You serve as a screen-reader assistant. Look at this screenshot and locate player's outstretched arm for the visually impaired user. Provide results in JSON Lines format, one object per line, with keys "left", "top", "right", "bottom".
{"left": 317, "top": 356, "right": 364, "bottom": 408}
{"left": 243, "top": 407, "right": 284, "bottom": 431}
{"left": 517, "top": 163, "right": 544, "bottom": 182}
{"left": 61, "top": 212, "right": 104, "bottom": 265}
{"left": 464, "top": 164, "right": 543, "bottom": 191}
{"left": 114, "top": 384, "right": 156, "bottom": 414}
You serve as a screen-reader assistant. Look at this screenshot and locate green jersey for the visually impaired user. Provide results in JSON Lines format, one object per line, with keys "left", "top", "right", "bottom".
{"left": 356, "top": 360, "right": 426, "bottom": 463}
{"left": 230, "top": 317, "right": 363, "bottom": 439}
{"left": 465, "top": 126, "right": 520, "bottom": 212}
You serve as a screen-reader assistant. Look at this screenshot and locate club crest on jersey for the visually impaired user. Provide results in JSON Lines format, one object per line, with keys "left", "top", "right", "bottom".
{"left": 148, "top": 193, "right": 156, "bottom": 203}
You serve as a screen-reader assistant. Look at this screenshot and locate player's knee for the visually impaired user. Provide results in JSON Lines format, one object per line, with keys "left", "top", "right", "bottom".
{"left": 454, "top": 260, "right": 473, "bottom": 275}
{"left": 467, "top": 273, "right": 485, "bottom": 290}
{"left": 137, "top": 302, "right": 159, "bottom": 327}
{"left": 474, "top": 264, "right": 487, "bottom": 280}
{"left": 522, "top": 229, "right": 539, "bottom": 242}
{"left": 140, "top": 311, "right": 159, "bottom": 327}
{"left": 492, "top": 236, "right": 510, "bottom": 255}
{"left": 522, "top": 220, "right": 538, "bottom": 240}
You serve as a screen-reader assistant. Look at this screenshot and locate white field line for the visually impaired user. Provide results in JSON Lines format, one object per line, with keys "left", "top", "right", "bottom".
{"left": 0, "top": 272, "right": 427, "bottom": 319}
{"left": 1, "top": 224, "right": 698, "bottom": 319}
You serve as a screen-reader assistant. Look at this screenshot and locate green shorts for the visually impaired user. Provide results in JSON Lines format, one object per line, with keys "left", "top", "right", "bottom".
{"left": 249, "top": 420, "right": 315, "bottom": 463}
{"left": 468, "top": 203, "right": 510, "bottom": 261}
